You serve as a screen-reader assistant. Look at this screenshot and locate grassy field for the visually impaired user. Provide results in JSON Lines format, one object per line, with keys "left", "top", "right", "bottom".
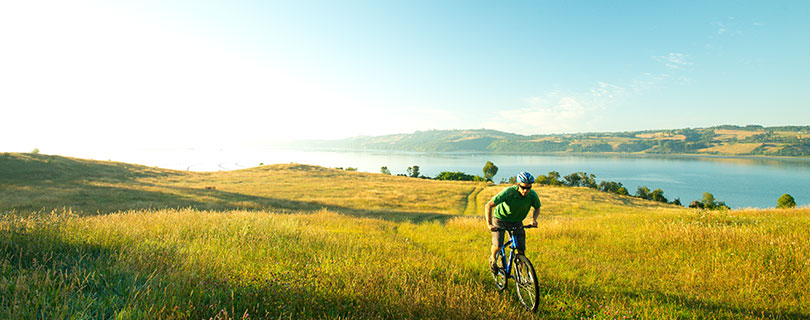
{"left": 2, "top": 153, "right": 809, "bottom": 319}
{"left": 696, "top": 143, "right": 764, "bottom": 155}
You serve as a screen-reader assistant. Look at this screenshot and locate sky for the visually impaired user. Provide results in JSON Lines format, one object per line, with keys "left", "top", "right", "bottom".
{"left": 2, "top": 0, "right": 809, "bottom": 154}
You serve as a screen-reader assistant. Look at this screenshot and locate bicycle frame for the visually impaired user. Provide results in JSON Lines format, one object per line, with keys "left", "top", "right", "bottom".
{"left": 497, "top": 229, "right": 520, "bottom": 280}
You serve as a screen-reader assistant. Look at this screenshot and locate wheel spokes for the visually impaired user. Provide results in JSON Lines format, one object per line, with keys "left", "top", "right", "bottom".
{"left": 515, "top": 259, "right": 538, "bottom": 310}
{"left": 491, "top": 252, "right": 508, "bottom": 291}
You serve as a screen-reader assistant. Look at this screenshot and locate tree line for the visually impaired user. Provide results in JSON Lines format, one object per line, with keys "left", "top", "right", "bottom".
{"left": 370, "top": 161, "right": 800, "bottom": 209}
{"left": 374, "top": 162, "right": 734, "bottom": 209}
{"left": 378, "top": 161, "right": 499, "bottom": 182}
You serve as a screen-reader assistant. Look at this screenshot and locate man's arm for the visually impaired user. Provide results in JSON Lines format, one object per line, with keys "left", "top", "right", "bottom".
{"left": 529, "top": 207, "right": 540, "bottom": 226}
{"left": 485, "top": 200, "right": 498, "bottom": 231}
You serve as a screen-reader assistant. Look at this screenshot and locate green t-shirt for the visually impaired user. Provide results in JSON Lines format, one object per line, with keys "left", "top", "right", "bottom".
{"left": 491, "top": 185, "right": 541, "bottom": 222}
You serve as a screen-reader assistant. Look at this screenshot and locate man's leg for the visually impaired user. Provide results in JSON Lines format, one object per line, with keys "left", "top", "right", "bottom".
{"left": 514, "top": 226, "right": 526, "bottom": 256}
{"left": 490, "top": 227, "right": 504, "bottom": 271}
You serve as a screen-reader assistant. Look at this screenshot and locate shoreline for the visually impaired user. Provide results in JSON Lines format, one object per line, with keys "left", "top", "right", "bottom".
{"left": 6, "top": 151, "right": 808, "bottom": 209}
{"left": 285, "top": 147, "right": 810, "bottom": 162}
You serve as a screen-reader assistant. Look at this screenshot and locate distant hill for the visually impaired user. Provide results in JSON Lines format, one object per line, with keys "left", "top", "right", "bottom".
{"left": 300, "top": 129, "right": 524, "bottom": 152}
{"left": 297, "top": 125, "right": 810, "bottom": 157}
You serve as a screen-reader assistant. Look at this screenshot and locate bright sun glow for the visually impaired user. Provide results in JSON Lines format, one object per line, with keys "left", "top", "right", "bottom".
{"left": 2, "top": 1, "right": 809, "bottom": 157}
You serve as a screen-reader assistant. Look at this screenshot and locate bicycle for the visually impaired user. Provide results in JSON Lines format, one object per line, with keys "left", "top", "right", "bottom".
{"left": 491, "top": 225, "right": 540, "bottom": 312}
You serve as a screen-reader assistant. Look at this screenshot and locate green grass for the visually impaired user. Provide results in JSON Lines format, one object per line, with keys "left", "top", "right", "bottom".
{"left": 2, "top": 153, "right": 809, "bottom": 319}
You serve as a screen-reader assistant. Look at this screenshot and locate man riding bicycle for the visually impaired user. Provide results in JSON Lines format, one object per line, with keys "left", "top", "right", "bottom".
{"left": 486, "top": 171, "right": 541, "bottom": 272}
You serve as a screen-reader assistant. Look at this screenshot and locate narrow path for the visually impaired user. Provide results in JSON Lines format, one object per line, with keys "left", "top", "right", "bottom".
{"left": 462, "top": 186, "right": 485, "bottom": 216}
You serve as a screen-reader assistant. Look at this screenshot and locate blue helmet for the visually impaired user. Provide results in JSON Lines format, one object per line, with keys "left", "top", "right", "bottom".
{"left": 517, "top": 171, "right": 535, "bottom": 184}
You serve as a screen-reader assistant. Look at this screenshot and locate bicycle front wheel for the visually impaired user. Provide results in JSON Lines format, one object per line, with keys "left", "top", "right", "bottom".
{"left": 491, "top": 250, "right": 508, "bottom": 292}
{"left": 514, "top": 255, "right": 539, "bottom": 312}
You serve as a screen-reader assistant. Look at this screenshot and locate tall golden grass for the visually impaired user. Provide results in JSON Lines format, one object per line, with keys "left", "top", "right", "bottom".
{"left": 1, "top": 153, "right": 808, "bottom": 319}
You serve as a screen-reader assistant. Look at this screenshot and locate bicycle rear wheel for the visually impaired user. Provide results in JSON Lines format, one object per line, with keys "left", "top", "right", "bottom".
{"left": 514, "top": 255, "right": 539, "bottom": 312}
{"left": 491, "top": 250, "right": 508, "bottom": 292}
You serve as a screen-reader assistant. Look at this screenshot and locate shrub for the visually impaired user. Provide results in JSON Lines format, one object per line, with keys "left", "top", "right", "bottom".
{"left": 777, "top": 193, "right": 796, "bottom": 209}
{"left": 537, "top": 171, "right": 563, "bottom": 186}
{"left": 598, "top": 181, "right": 629, "bottom": 196}
{"left": 694, "top": 192, "right": 730, "bottom": 210}
{"left": 635, "top": 186, "right": 652, "bottom": 200}
{"left": 701, "top": 192, "right": 716, "bottom": 208}
{"left": 651, "top": 188, "right": 668, "bottom": 203}
{"left": 598, "top": 181, "right": 622, "bottom": 193}
{"left": 564, "top": 172, "right": 597, "bottom": 188}
{"left": 500, "top": 176, "right": 517, "bottom": 184}
{"left": 435, "top": 171, "right": 475, "bottom": 181}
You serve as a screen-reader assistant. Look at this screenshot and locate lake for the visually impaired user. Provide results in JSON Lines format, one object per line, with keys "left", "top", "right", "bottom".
{"left": 86, "top": 147, "right": 810, "bottom": 209}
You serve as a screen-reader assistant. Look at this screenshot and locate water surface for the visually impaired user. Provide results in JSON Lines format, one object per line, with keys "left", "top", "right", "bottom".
{"left": 83, "top": 148, "right": 810, "bottom": 209}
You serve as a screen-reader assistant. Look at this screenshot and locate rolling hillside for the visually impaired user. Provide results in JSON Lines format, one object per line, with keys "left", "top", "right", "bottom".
{"left": 1, "top": 153, "right": 808, "bottom": 319}
{"left": 298, "top": 125, "right": 810, "bottom": 157}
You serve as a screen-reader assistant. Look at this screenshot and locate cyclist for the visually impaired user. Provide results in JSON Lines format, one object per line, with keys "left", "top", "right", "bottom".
{"left": 486, "top": 171, "right": 541, "bottom": 272}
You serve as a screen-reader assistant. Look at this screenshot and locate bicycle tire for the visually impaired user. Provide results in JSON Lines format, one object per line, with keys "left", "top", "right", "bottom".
{"left": 514, "top": 255, "right": 539, "bottom": 312}
{"left": 491, "top": 250, "right": 508, "bottom": 292}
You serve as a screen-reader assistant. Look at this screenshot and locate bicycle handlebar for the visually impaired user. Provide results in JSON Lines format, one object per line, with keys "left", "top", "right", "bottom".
{"left": 494, "top": 225, "right": 537, "bottom": 232}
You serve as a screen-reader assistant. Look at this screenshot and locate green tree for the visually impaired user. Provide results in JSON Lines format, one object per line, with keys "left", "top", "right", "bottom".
{"left": 635, "top": 186, "right": 652, "bottom": 200}
{"left": 435, "top": 171, "right": 475, "bottom": 181}
{"left": 407, "top": 165, "right": 420, "bottom": 178}
{"left": 599, "top": 181, "right": 627, "bottom": 195}
{"left": 651, "top": 188, "right": 667, "bottom": 203}
{"left": 537, "top": 171, "right": 563, "bottom": 186}
{"left": 777, "top": 193, "right": 796, "bottom": 209}
{"left": 380, "top": 166, "right": 391, "bottom": 175}
{"left": 31, "top": 148, "right": 40, "bottom": 154}
{"left": 563, "top": 173, "right": 581, "bottom": 187}
{"left": 563, "top": 172, "right": 597, "bottom": 188}
{"left": 483, "top": 161, "right": 498, "bottom": 182}
{"left": 580, "top": 172, "right": 597, "bottom": 189}
{"left": 702, "top": 192, "right": 717, "bottom": 209}
{"left": 696, "top": 192, "right": 730, "bottom": 210}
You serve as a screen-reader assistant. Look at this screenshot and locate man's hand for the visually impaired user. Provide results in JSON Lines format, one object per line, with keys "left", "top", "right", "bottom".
{"left": 488, "top": 224, "right": 499, "bottom": 231}
{"left": 529, "top": 219, "right": 538, "bottom": 227}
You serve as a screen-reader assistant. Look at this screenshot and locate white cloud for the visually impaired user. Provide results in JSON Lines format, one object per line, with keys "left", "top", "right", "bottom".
{"left": 654, "top": 53, "right": 692, "bottom": 70}
{"left": 353, "top": 107, "right": 468, "bottom": 137}
{"left": 713, "top": 21, "right": 727, "bottom": 35}
{"left": 710, "top": 17, "right": 745, "bottom": 39}
{"left": 631, "top": 72, "right": 672, "bottom": 93}
{"left": 485, "top": 82, "right": 626, "bottom": 135}
{"left": 591, "top": 82, "right": 627, "bottom": 102}
{"left": 486, "top": 49, "right": 697, "bottom": 136}
{"left": 486, "top": 96, "right": 583, "bottom": 135}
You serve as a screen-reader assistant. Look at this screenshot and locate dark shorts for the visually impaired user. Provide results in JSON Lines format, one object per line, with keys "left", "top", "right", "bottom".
{"left": 491, "top": 220, "right": 526, "bottom": 252}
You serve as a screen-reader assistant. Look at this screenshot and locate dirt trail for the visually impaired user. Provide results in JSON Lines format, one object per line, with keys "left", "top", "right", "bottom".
{"left": 462, "top": 186, "right": 485, "bottom": 216}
